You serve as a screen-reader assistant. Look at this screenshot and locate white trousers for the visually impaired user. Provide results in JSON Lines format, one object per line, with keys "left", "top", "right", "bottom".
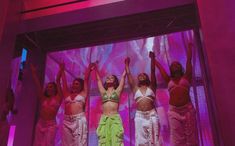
{"left": 62, "top": 112, "right": 87, "bottom": 146}
{"left": 135, "top": 109, "right": 161, "bottom": 146}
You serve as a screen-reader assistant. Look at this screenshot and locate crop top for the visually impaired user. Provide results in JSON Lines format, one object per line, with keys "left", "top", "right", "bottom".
{"left": 134, "top": 87, "right": 155, "bottom": 103}
{"left": 64, "top": 94, "right": 85, "bottom": 104}
{"left": 102, "top": 91, "right": 119, "bottom": 103}
{"left": 168, "top": 77, "right": 190, "bottom": 93}
{"left": 42, "top": 98, "right": 60, "bottom": 109}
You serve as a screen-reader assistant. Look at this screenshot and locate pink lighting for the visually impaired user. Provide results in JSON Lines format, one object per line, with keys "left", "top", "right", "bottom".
{"left": 7, "top": 125, "right": 16, "bottom": 146}
{"left": 42, "top": 30, "right": 214, "bottom": 146}
{"left": 23, "top": 0, "right": 125, "bottom": 19}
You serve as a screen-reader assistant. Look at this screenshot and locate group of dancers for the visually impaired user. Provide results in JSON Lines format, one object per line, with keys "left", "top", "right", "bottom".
{"left": 0, "top": 42, "right": 199, "bottom": 146}
{"left": 32, "top": 42, "right": 198, "bottom": 146}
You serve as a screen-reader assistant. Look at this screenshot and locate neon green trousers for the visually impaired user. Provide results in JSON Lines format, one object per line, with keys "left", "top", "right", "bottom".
{"left": 96, "top": 114, "right": 124, "bottom": 146}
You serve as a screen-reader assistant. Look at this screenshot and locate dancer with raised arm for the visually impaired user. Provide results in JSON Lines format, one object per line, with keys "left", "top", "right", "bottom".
{"left": 154, "top": 43, "right": 198, "bottom": 146}
{"left": 125, "top": 52, "right": 161, "bottom": 146}
{"left": 30, "top": 64, "right": 63, "bottom": 146}
{"left": 58, "top": 63, "right": 93, "bottom": 146}
{"left": 94, "top": 62, "right": 126, "bottom": 146}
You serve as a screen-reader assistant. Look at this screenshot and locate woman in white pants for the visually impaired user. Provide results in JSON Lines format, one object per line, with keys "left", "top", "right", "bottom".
{"left": 57, "top": 63, "right": 93, "bottom": 146}
{"left": 125, "top": 52, "right": 161, "bottom": 146}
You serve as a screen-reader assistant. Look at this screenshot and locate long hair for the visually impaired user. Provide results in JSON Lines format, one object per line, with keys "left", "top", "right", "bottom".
{"left": 138, "top": 73, "right": 151, "bottom": 87}
{"left": 104, "top": 75, "right": 119, "bottom": 90}
{"left": 44, "top": 82, "right": 58, "bottom": 97}
{"left": 170, "top": 61, "right": 185, "bottom": 78}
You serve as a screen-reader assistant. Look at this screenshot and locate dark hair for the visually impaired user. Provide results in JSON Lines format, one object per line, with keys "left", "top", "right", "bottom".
{"left": 44, "top": 82, "right": 58, "bottom": 97}
{"left": 138, "top": 73, "right": 151, "bottom": 87}
{"left": 73, "top": 78, "right": 84, "bottom": 93}
{"left": 170, "top": 61, "right": 185, "bottom": 78}
{"left": 104, "top": 75, "right": 119, "bottom": 90}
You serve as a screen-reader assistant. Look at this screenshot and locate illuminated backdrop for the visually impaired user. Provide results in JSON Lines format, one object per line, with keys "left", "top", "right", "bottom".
{"left": 43, "top": 30, "right": 214, "bottom": 146}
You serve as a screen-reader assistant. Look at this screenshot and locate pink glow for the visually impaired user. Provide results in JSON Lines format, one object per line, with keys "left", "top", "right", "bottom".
{"left": 7, "top": 125, "right": 16, "bottom": 146}
{"left": 23, "top": 0, "right": 125, "bottom": 19}
{"left": 43, "top": 30, "right": 214, "bottom": 145}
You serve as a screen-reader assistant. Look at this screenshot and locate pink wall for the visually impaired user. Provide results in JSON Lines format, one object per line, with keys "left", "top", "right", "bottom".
{"left": 0, "top": 1, "right": 31, "bottom": 146}
{"left": 0, "top": 0, "right": 10, "bottom": 106}
{"left": 13, "top": 48, "right": 47, "bottom": 146}
{"left": 196, "top": 0, "right": 235, "bottom": 145}
{"left": 0, "top": 0, "right": 23, "bottom": 112}
{"left": 0, "top": 0, "right": 8, "bottom": 42}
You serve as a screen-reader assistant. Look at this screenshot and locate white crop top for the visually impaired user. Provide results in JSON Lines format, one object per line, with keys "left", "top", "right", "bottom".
{"left": 134, "top": 87, "right": 155, "bottom": 103}
{"left": 64, "top": 94, "right": 85, "bottom": 104}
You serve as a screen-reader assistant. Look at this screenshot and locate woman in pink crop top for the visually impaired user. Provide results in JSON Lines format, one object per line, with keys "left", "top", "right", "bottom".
{"left": 57, "top": 62, "right": 93, "bottom": 146}
{"left": 154, "top": 43, "right": 199, "bottom": 146}
{"left": 125, "top": 51, "right": 161, "bottom": 146}
{"left": 30, "top": 63, "right": 63, "bottom": 146}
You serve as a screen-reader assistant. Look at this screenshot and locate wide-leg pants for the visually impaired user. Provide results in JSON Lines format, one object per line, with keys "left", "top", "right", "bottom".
{"left": 135, "top": 109, "right": 161, "bottom": 146}
{"left": 168, "top": 103, "right": 198, "bottom": 146}
{"left": 96, "top": 114, "right": 124, "bottom": 146}
{"left": 62, "top": 113, "right": 87, "bottom": 146}
{"left": 33, "top": 119, "right": 57, "bottom": 146}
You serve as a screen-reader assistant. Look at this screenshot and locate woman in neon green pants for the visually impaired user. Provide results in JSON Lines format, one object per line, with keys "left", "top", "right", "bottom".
{"left": 94, "top": 63, "right": 126, "bottom": 146}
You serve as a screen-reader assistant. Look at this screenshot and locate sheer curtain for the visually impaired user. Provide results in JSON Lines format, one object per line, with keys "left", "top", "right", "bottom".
{"left": 44, "top": 30, "right": 214, "bottom": 146}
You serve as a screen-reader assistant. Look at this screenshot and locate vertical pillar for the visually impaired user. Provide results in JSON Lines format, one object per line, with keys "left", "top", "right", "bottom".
{"left": 0, "top": 0, "right": 23, "bottom": 123}
{"left": 196, "top": 0, "right": 235, "bottom": 145}
{"left": 0, "top": 1, "right": 8, "bottom": 42}
{"left": 14, "top": 47, "right": 46, "bottom": 146}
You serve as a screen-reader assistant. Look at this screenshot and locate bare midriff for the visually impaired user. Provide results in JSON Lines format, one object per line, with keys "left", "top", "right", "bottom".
{"left": 40, "top": 107, "right": 58, "bottom": 121}
{"left": 102, "top": 101, "right": 119, "bottom": 116}
{"left": 169, "top": 87, "right": 191, "bottom": 107}
{"left": 64, "top": 102, "right": 84, "bottom": 115}
{"left": 136, "top": 98, "right": 155, "bottom": 111}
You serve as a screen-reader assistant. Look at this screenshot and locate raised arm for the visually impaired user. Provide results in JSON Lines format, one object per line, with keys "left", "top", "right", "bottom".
{"left": 56, "top": 63, "right": 65, "bottom": 101}
{"left": 116, "top": 69, "right": 126, "bottom": 94}
{"left": 149, "top": 51, "right": 157, "bottom": 92}
{"left": 185, "top": 42, "right": 193, "bottom": 81}
{"left": 94, "top": 64, "right": 106, "bottom": 95}
{"left": 59, "top": 63, "right": 69, "bottom": 97}
{"left": 82, "top": 63, "right": 93, "bottom": 97}
{"left": 30, "top": 63, "right": 44, "bottom": 101}
{"left": 154, "top": 59, "right": 171, "bottom": 83}
{"left": 125, "top": 57, "right": 137, "bottom": 92}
